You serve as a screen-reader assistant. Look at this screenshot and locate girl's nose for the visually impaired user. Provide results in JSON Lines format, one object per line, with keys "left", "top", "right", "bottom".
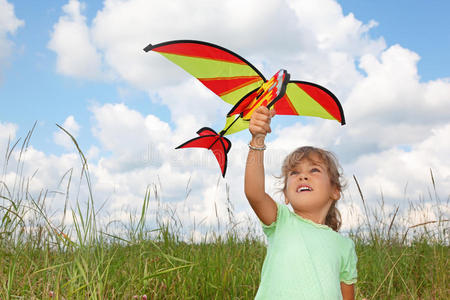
{"left": 298, "top": 173, "right": 308, "bottom": 180}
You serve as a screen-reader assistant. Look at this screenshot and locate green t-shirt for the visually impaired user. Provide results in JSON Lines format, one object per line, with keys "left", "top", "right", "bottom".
{"left": 255, "top": 203, "right": 358, "bottom": 299}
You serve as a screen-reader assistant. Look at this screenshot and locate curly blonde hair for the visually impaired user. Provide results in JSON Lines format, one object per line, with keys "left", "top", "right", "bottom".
{"left": 280, "top": 146, "right": 345, "bottom": 232}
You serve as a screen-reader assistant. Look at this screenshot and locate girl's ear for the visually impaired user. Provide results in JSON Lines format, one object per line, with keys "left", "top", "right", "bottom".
{"left": 331, "top": 185, "right": 341, "bottom": 201}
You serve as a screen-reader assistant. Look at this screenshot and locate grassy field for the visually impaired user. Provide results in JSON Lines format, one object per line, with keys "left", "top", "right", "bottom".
{"left": 0, "top": 128, "right": 448, "bottom": 299}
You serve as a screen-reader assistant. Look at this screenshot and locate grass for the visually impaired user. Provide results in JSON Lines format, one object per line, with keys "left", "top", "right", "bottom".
{"left": 0, "top": 126, "right": 448, "bottom": 299}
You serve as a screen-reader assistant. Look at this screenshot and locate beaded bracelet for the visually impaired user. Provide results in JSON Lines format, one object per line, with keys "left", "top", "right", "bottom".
{"left": 248, "top": 143, "right": 266, "bottom": 151}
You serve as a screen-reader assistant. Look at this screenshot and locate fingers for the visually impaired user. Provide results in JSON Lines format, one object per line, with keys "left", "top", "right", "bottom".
{"left": 249, "top": 106, "right": 276, "bottom": 137}
{"left": 248, "top": 122, "right": 268, "bottom": 136}
{"left": 253, "top": 106, "right": 275, "bottom": 122}
{"left": 251, "top": 119, "right": 271, "bottom": 133}
{"left": 270, "top": 108, "right": 276, "bottom": 118}
{"left": 254, "top": 106, "right": 271, "bottom": 118}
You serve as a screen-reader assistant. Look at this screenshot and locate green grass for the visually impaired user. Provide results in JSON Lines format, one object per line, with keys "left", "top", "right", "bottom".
{"left": 0, "top": 126, "right": 448, "bottom": 299}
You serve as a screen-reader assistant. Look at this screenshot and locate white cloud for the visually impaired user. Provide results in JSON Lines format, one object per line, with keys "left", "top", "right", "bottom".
{"left": 0, "top": 120, "right": 18, "bottom": 168}
{"left": 0, "top": 0, "right": 24, "bottom": 81}
{"left": 91, "top": 102, "right": 172, "bottom": 154}
{"left": 288, "top": 0, "right": 383, "bottom": 55}
{"left": 0, "top": 120, "right": 17, "bottom": 144}
{"left": 0, "top": 0, "right": 23, "bottom": 33}
{"left": 155, "top": 78, "right": 228, "bottom": 129}
{"left": 334, "top": 45, "right": 450, "bottom": 163}
{"left": 345, "top": 123, "right": 450, "bottom": 206}
{"left": 1, "top": 144, "right": 80, "bottom": 207}
{"left": 48, "top": 0, "right": 104, "bottom": 79}
{"left": 53, "top": 115, "right": 81, "bottom": 150}
{"left": 337, "top": 200, "right": 366, "bottom": 233}
{"left": 349, "top": 45, "right": 450, "bottom": 125}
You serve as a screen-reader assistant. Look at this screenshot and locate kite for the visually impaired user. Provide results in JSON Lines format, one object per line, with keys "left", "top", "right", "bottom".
{"left": 144, "top": 40, "right": 345, "bottom": 177}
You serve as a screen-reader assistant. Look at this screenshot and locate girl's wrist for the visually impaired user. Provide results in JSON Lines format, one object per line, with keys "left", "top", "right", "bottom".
{"left": 248, "top": 143, "right": 266, "bottom": 151}
{"left": 250, "top": 135, "right": 266, "bottom": 147}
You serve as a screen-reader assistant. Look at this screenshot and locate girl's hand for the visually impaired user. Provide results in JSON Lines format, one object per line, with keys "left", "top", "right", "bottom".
{"left": 249, "top": 106, "right": 276, "bottom": 141}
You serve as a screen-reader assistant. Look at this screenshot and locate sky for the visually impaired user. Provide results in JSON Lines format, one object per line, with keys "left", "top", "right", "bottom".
{"left": 1, "top": 0, "right": 449, "bottom": 240}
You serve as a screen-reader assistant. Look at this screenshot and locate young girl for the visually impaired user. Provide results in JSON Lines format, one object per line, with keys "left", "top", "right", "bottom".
{"left": 245, "top": 106, "right": 357, "bottom": 299}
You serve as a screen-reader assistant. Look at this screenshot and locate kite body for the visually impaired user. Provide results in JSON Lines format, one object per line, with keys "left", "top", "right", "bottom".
{"left": 144, "top": 40, "right": 345, "bottom": 177}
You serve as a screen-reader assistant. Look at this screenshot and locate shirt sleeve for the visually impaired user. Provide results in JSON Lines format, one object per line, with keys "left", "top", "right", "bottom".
{"left": 340, "top": 238, "right": 358, "bottom": 284}
{"left": 261, "top": 202, "right": 284, "bottom": 238}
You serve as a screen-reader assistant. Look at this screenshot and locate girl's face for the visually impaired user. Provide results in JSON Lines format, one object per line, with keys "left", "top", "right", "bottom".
{"left": 284, "top": 154, "right": 340, "bottom": 213}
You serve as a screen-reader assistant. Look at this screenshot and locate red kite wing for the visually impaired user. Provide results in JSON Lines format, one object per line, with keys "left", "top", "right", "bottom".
{"left": 273, "top": 81, "right": 345, "bottom": 125}
{"left": 144, "top": 40, "right": 266, "bottom": 106}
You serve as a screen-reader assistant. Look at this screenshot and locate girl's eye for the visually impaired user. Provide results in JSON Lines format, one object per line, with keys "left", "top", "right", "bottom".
{"left": 311, "top": 168, "right": 320, "bottom": 173}
{"left": 289, "top": 171, "right": 298, "bottom": 176}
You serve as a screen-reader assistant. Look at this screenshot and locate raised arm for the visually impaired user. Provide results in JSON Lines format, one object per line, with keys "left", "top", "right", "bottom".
{"left": 244, "top": 106, "right": 277, "bottom": 225}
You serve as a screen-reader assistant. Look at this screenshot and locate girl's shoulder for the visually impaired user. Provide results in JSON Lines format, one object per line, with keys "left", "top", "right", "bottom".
{"left": 332, "top": 231, "right": 356, "bottom": 251}
{"left": 317, "top": 224, "right": 355, "bottom": 249}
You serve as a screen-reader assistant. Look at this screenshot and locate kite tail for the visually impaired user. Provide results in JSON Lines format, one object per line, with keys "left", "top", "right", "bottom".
{"left": 175, "top": 127, "right": 232, "bottom": 177}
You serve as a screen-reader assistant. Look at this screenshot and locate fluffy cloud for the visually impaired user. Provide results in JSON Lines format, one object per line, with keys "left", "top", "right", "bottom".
{"left": 53, "top": 115, "right": 81, "bottom": 150}
{"left": 288, "top": 0, "right": 383, "bottom": 55}
{"left": 1, "top": 138, "right": 81, "bottom": 217}
{"left": 346, "top": 123, "right": 450, "bottom": 202}
{"left": 0, "top": 120, "right": 18, "bottom": 168}
{"left": 48, "top": 0, "right": 104, "bottom": 79}
{"left": 154, "top": 78, "right": 229, "bottom": 129}
{"left": 337, "top": 45, "right": 450, "bottom": 165}
{"left": 0, "top": 0, "right": 24, "bottom": 81}
{"left": 90, "top": 103, "right": 172, "bottom": 158}
{"left": 348, "top": 45, "right": 450, "bottom": 125}
{"left": 89, "top": 103, "right": 198, "bottom": 198}
{"left": 0, "top": 120, "right": 17, "bottom": 144}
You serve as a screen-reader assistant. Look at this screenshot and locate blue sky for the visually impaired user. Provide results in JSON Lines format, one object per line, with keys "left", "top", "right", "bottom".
{"left": 1, "top": 0, "right": 449, "bottom": 233}
{"left": 1, "top": 0, "right": 169, "bottom": 154}
{"left": 339, "top": 0, "right": 450, "bottom": 81}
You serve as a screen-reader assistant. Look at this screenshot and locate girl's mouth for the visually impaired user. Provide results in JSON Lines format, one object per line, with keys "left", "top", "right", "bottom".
{"left": 297, "top": 185, "right": 312, "bottom": 192}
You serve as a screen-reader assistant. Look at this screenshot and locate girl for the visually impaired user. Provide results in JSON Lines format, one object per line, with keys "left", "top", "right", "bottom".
{"left": 245, "top": 106, "right": 357, "bottom": 299}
